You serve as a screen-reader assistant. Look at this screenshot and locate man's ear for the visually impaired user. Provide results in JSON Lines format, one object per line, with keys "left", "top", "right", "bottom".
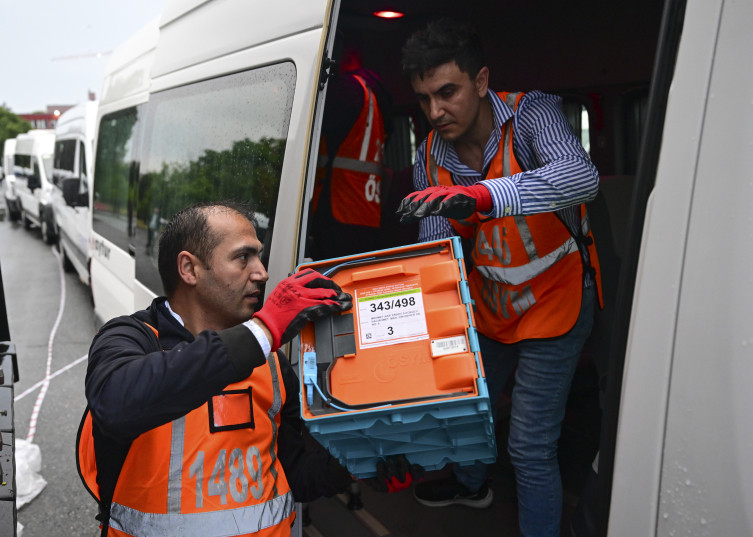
{"left": 177, "top": 251, "right": 200, "bottom": 287}
{"left": 475, "top": 66, "right": 490, "bottom": 98}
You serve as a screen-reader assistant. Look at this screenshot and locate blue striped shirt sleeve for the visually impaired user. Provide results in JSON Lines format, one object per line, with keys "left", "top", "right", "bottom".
{"left": 485, "top": 91, "right": 599, "bottom": 218}
{"left": 413, "top": 139, "right": 457, "bottom": 242}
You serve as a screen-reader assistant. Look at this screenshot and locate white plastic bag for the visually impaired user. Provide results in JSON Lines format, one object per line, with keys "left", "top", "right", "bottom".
{"left": 14, "top": 439, "right": 47, "bottom": 509}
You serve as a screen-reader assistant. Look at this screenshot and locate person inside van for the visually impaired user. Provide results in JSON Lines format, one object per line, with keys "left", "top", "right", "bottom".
{"left": 397, "top": 19, "right": 603, "bottom": 537}
{"left": 81, "top": 201, "right": 358, "bottom": 536}
{"left": 310, "top": 32, "right": 393, "bottom": 260}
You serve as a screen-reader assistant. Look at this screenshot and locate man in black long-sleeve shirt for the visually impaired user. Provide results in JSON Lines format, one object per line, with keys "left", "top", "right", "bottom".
{"left": 82, "top": 201, "right": 353, "bottom": 537}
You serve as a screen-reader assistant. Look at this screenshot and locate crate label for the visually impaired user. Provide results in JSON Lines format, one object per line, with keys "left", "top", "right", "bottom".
{"left": 430, "top": 336, "right": 468, "bottom": 357}
{"left": 356, "top": 282, "right": 428, "bottom": 348}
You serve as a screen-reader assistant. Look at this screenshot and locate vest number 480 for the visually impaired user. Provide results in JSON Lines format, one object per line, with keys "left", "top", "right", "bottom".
{"left": 189, "top": 447, "right": 264, "bottom": 509}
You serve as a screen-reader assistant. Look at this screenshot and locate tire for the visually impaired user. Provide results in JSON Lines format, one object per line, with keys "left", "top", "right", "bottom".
{"left": 41, "top": 218, "right": 55, "bottom": 244}
{"left": 61, "top": 242, "right": 74, "bottom": 273}
{"left": 7, "top": 206, "right": 20, "bottom": 223}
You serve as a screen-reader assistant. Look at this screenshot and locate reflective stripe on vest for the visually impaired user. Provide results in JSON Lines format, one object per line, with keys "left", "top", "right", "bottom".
{"left": 314, "top": 74, "right": 385, "bottom": 227}
{"left": 109, "top": 492, "right": 295, "bottom": 537}
{"left": 425, "top": 91, "right": 602, "bottom": 342}
{"left": 476, "top": 214, "right": 592, "bottom": 285}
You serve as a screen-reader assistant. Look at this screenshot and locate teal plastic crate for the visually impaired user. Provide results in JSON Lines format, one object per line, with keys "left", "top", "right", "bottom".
{"left": 296, "top": 238, "right": 497, "bottom": 478}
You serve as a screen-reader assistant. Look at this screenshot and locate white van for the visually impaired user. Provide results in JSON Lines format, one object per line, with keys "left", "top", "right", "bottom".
{"left": 12, "top": 129, "right": 56, "bottom": 241}
{"left": 50, "top": 101, "right": 98, "bottom": 286}
{"left": 88, "top": 0, "right": 753, "bottom": 535}
{"left": 2, "top": 138, "right": 18, "bottom": 220}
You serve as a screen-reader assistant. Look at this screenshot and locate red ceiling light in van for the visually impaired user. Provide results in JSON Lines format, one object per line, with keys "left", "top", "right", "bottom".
{"left": 374, "top": 10, "right": 404, "bottom": 19}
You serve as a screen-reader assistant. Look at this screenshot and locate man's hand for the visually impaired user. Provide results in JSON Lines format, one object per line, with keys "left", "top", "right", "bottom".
{"left": 253, "top": 270, "right": 352, "bottom": 351}
{"left": 363, "top": 455, "right": 425, "bottom": 493}
{"left": 396, "top": 184, "right": 492, "bottom": 224}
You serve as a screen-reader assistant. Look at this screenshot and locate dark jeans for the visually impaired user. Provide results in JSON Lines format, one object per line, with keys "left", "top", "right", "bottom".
{"left": 456, "top": 285, "right": 596, "bottom": 537}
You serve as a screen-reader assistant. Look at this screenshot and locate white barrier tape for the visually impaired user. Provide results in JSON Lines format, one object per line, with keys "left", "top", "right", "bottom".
{"left": 25, "top": 246, "right": 66, "bottom": 443}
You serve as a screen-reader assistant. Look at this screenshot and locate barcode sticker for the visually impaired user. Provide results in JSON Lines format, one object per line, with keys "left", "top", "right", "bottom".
{"left": 430, "top": 336, "right": 468, "bottom": 357}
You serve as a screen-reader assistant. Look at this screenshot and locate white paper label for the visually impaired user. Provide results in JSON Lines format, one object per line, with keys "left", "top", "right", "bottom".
{"left": 357, "top": 286, "right": 428, "bottom": 348}
{"left": 430, "top": 336, "right": 468, "bottom": 357}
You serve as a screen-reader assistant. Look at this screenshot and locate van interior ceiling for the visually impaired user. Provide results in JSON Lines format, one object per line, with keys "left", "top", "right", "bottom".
{"left": 332, "top": 0, "right": 664, "bottom": 176}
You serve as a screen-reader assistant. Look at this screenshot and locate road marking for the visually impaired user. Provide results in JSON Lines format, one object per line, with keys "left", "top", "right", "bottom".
{"left": 336, "top": 493, "right": 392, "bottom": 537}
{"left": 303, "top": 524, "right": 326, "bottom": 537}
{"left": 14, "top": 354, "right": 88, "bottom": 402}
{"left": 23, "top": 246, "right": 66, "bottom": 443}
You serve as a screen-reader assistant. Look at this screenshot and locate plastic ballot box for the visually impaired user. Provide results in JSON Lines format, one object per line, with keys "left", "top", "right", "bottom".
{"left": 296, "top": 237, "right": 497, "bottom": 478}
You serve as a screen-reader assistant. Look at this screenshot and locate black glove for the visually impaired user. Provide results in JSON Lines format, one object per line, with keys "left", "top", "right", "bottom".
{"left": 396, "top": 184, "right": 492, "bottom": 224}
{"left": 254, "top": 270, "right": 352, "bottom": 351}
{"left": 363, "top": 454, "right": 425, "bottom": 493}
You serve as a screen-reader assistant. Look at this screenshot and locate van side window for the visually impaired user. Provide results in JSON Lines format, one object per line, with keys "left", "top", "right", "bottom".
{"left": 93, "top": 107, "right": 144, "bottom": 252}
{"left": 53, "top": 139, "right": 77, "bottom": 187}
{"left": 15, "top": 154, "right": 31, "bottom": 179}
{"left": 562, "top": 98, "right": 591, "bottom": 154}
{"left": 135, "top": 62, "right": 297, "bottom": 295}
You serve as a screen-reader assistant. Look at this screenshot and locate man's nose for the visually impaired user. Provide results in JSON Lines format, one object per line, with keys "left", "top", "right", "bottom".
{"left": 429, "top": 98, "right": 444, "bottom": 121}
{"left": 251, "top": 260, "right": 269, "bottom": 282}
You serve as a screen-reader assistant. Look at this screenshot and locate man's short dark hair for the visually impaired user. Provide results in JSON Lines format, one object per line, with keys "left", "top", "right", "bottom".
{"left": 158, "top": 201, "right": 256, "bottom": 298}
{"left": 401, "top": 18, "right": 486, "bottom": 80}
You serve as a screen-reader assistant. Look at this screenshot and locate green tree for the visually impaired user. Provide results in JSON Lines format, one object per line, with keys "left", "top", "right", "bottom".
{"left": 0, "top": 105, "right": 31, "bottom": 152}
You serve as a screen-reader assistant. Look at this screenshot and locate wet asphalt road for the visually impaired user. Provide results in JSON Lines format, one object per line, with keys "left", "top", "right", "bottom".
{"left": 1, "top": 195, "right": 99, "bottom": 536}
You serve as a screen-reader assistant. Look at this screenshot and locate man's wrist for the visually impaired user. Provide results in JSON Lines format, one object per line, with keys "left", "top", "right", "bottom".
{"left": 243, "top": 318, "right": 272, "bottom": 356}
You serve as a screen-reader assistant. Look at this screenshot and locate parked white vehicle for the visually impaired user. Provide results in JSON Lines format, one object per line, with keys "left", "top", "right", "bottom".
{"left": 50, "top": 101, "right": 98, "bottom": 286}
{"left": 13, "top": 129, "right": 56, "bottom": 242}
{"left": 2, "top": 138, "right": 18, "bottom": 221}
{"left": 87, "top": 0, "right": 753, "bottom": 535}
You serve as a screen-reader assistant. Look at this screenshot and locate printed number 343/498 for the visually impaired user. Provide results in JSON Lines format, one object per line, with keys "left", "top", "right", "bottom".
{"left": 189, "top": 447, "right": 264, "bottom": 508}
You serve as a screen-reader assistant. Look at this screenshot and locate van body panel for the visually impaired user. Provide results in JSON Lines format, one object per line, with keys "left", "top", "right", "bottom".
{"left": 657, "top": 0, "right": 753, "bottom": 533}
{"left": 90, "top": 241, "right": 135, "bottom": 326}
{"left": 99, "top": 19, "right": 159, "bottom": 112}
{"left": 610, "top": 0, "right": 753, "bottom": 535}
{"left": 51, "top": 101, "right": 98, "bottom": 285}
{"left": 153, "top": 0, "right": 329, "bottom": 79}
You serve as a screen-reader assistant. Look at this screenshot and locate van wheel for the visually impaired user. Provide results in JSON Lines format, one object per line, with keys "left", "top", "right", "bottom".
{"left": 61, "top": 243, "right": 74, "bottom": 273}
{"left": 41, "top": 219, "right": 55, "bottom": 244}
{"left": 7, "top": 205, "right": 20, "bottom": 223}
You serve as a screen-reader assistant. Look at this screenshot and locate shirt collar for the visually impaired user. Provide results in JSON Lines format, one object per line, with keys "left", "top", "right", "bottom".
{"left": 164, "top": 299, "right": 185, "bottom": 327}
{"left": 429, "top": 90, "right": 514, "bottom": 175}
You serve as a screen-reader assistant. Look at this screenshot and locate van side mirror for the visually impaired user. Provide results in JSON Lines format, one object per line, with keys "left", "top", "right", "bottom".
{"left": 62, "top": 178, "right": 82, "bottom": 207}
{"left": 27, "top": 174, "right": 40, "bottom": 191}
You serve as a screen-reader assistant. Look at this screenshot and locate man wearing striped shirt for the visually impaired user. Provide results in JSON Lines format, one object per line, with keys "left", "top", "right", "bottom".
{"left": 398, "top": 18, "right": 602, "bottom": 537}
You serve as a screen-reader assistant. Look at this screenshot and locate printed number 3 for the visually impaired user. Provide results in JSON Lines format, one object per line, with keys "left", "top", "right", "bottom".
{"left": 189, "top": 446, "right": 264, "bottom": 509}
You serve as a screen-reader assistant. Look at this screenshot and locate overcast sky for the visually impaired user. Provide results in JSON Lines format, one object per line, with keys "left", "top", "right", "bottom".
{"left": 0, "top": 0, "right": 165, "bottom": 114}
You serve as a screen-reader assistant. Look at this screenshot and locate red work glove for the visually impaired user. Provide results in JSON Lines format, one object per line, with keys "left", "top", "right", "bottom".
{"left": 253, "top": 270, "right": 352, "bottom": 351}
{"left": 363, "top": 455, "right": 425, "bottom": 493}
{"left": 396, "top": 184, "right": 492, "bottom": 224}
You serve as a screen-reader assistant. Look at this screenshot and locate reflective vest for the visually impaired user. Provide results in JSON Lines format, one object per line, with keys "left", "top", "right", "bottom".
{"left": 78, "top": 322, "right": 295, "bottom": 537}
{"left": 426, "top": 91, "right": 602, "bottom": 343}
{"left": 314, "top": 74, "right": 385, "bottom": 228}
